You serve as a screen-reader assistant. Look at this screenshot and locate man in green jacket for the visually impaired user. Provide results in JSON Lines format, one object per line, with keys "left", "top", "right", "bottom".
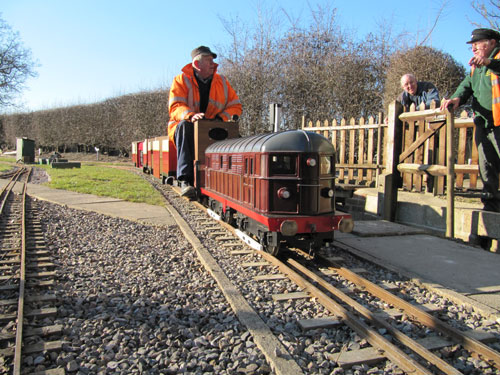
{"left": 441, "top": 28, "right": 500, "bottom": 212}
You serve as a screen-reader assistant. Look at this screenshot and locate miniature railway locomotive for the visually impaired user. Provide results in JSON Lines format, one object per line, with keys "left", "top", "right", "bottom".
{"left": 132, "top": 120, "right": 353, "bottom": 255}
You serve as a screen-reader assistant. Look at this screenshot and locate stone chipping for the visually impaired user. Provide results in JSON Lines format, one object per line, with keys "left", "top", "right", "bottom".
{"left": 32, "top": 200, "right": 270, "bottom": 375}
{"left": 17, "top": 166, "right": 500, "bottom": 374}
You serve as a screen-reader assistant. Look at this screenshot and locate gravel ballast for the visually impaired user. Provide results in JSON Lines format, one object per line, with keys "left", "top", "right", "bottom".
{"left": 21, "top": 166, "right": 500, "bottom": 374}
{"left": 35, "top": 200, "right": 270, "bottom": 375}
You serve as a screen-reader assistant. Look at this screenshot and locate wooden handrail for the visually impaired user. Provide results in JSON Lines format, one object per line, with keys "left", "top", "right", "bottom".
{"left": 398, "top": 108, "right": 445, "bottom": 121}
{"left": 397, "top": 163, "right": 479, "bottom": 176}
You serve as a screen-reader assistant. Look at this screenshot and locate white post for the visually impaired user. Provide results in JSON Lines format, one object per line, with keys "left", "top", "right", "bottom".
{"left": 269, "top": 103, "right": 282, "bottom": 132}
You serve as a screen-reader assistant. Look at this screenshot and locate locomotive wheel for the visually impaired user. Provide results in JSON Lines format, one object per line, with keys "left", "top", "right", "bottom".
{"left": 265, "top": 244, "right": 280, "bottom": 256}
{"left": 223, "top": 210, "right": 235, "bottom": 226}
{"left": 260, "top": 236, "right": 280, "bottom": 256}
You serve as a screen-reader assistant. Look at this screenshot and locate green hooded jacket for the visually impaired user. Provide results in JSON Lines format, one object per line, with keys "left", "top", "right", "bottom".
{"left": 451, "top": 45, "right": 500, "bottom": 127}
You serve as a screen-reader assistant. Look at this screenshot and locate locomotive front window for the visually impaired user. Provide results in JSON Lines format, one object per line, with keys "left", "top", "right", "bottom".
{"left": 320, "top": 156, "right": 333, "bottom": 175}
{"left": 270, "top": 155, "right": 296, "bottom": 175}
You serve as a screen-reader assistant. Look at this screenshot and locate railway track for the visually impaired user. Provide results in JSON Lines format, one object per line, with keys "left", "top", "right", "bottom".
{"left": 0, "top": 167, "right": 64, "bottom": 375}
{"left": 145, "top": 174, "right": 500, "bottom": 374}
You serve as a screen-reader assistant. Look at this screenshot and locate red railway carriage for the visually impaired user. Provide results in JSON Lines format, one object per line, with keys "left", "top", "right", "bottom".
{"left": 151, "top": 138, "right": 161, "bottom": 178}
{"left": 152, "top": 136, "right": 178, "bottom": 184}
{"left": 151, "top": 136, "right": 174, "bottom": 181}
{"left": 162, "top": 137, "right": 177, "bottom": 183}
{"left": 140, "top": 138, "right": 153, "bottom": 174}
{"left": 200, "top": 130, "right": 353, "bottom": 254}
{"left": 131, "top": 140, "right": 144, "bottom": 168}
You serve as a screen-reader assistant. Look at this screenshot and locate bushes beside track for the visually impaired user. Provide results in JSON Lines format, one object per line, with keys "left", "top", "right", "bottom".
{"left": 0, "top": 90, "right": 168, "bottom": 155}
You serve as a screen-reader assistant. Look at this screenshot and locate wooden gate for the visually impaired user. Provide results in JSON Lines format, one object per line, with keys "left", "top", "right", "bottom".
{"left": 397, "top": 101, "right": 479, "bottom": 195}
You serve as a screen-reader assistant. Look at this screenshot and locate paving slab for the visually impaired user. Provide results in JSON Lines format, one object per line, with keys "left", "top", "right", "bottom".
{"left": 337, "top": 233, "right": 500, "bottom": 295}
{"left": 467, "top": 294, "right": 500, "bottom": 312}
{"left": 352, "top": 188, "right": 500, "bottom": 242}
{"left": 352, "top": 220, "right": 427, "bottom": 237}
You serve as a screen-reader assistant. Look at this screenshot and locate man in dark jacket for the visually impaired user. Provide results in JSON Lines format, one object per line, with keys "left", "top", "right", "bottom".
{"left": 441, "top": 28, "right": 500, "bottom": 212}
{"left": 398, "top": 73, "right": 440, "bottom": 109}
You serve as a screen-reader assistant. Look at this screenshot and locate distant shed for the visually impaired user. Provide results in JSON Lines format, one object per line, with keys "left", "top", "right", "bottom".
{"left": 16, "top": 137, "right": 35, "bottom": 163}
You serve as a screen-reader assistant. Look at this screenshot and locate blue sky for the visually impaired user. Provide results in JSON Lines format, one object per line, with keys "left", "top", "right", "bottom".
{"left": 1, "top": 0, "right": 489, "bottom": 112}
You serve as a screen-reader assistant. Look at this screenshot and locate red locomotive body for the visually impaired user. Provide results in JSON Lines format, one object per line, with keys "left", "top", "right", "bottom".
{"left": 131, "top": 122, "right": 353, "bottom": 255}
{"left": 201, "top": 130, "right": 352, "bottom": 254}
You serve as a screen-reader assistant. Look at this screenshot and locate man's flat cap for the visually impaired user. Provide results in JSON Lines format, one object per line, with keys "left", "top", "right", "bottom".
{"left": 191, "top": 46, "right": 217, "bottom": 59}
{"left": 467, "top": 28, "right": 500, "bottom": 43}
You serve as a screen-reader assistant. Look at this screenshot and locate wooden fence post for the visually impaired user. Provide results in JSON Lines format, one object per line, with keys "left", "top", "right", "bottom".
{"left": 383, "top": 101, "right": 403, "bottom": 221}
{"left": 446, "top": 109, "right": 455, "bottom": 238}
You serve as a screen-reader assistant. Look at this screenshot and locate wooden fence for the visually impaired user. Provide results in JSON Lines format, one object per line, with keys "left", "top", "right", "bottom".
{"left": 302, "top": 114, "right": 387, "bottom": 188}
{"left": 302, "top": 101, "right": 479, "bottom": 196}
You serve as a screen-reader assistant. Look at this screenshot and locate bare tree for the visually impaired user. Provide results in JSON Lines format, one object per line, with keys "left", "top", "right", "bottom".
{"left": 417, "top": 0, "right": 448, "bottom": 46}
{"left": 218, "top": 4, "right": 282, "bottom": 135}
{"left": 0, "top": 15, "right": 37, "bottom": 108}
{"left": 471, "top": 0, "right": 500, "bottom": 29}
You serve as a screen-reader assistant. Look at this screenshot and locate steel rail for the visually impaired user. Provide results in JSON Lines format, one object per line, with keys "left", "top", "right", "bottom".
{"left": 11, "top": 168, "right": 31, "bottom": 375}
{"left": 191, "top": 188, "right": 460, "bottom": 373}
{"left": 321, "top": 254, "right": 500, "bottom": 369}
{"left": 155, "top": 184, "right": 305, "bottom": 375}
{"left": 0, "top": 167, "right": 25, "bottom": 215}
{"left": 258, "top": 250, "right": 433, "bottom": 375}
{"left": 287, "top": 258, "right": 462, "bottom": 375}
{"left": 161, "top": 175, "right": 497, "bottom": 372}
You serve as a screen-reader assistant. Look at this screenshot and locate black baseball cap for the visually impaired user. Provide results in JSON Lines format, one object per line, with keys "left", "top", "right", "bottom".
{"left": 191, "top": 46, "right": 217, "bottom": 59}
{"left": 466, "top": 28, "right": 500, "bottom": 43}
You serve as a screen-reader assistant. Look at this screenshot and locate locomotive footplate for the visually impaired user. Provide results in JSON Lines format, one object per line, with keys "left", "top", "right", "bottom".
{"left": 235, "top": 212, "right": 333, "bottom": 256}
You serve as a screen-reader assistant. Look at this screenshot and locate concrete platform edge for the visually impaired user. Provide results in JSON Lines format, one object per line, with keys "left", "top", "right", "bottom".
{"left": 350, "top": 188, "right": 500, "bottom": 248}
{"left": 334, "top": 238, "right": 500, "bottom": 319}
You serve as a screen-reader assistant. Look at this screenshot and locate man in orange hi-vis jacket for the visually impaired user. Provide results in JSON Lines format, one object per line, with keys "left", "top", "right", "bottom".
{"left": 168, "top": 46, "right": 242, "bottom": 197}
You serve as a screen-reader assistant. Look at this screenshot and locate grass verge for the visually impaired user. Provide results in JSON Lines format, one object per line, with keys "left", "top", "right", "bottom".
{"left": 41, "top": 164, "right": 165, "bottom": 206}
{"left": 0, "top": 156, "right": 165, "bottom": 206}
{"left": 0, "top": 158, "right": 17, "bottom": 171}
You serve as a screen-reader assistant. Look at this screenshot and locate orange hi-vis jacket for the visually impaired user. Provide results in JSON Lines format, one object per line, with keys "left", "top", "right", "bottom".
{"left": 471, "top": 50, "right": 500, "bottom": 126}
{"left": 168, "top": 63, "right": 242, "bottom": 145}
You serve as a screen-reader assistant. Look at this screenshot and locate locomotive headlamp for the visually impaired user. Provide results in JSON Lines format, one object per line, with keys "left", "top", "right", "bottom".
{"left": 306, "top": 158, "right": 317, "bottom": 167}
{"left": 277, "top": 187, "right": 291, "bottom": 199}
{"left": 280, "top": 220, "right": 298, "bottom": 236}
{"left": 321, "top": 187, "right": 334, "bottom": 198}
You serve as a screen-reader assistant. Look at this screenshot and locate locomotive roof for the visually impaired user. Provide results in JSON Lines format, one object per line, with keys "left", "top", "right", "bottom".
{"left": 205, "top": 130, "right": 334, "bottom": 154}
